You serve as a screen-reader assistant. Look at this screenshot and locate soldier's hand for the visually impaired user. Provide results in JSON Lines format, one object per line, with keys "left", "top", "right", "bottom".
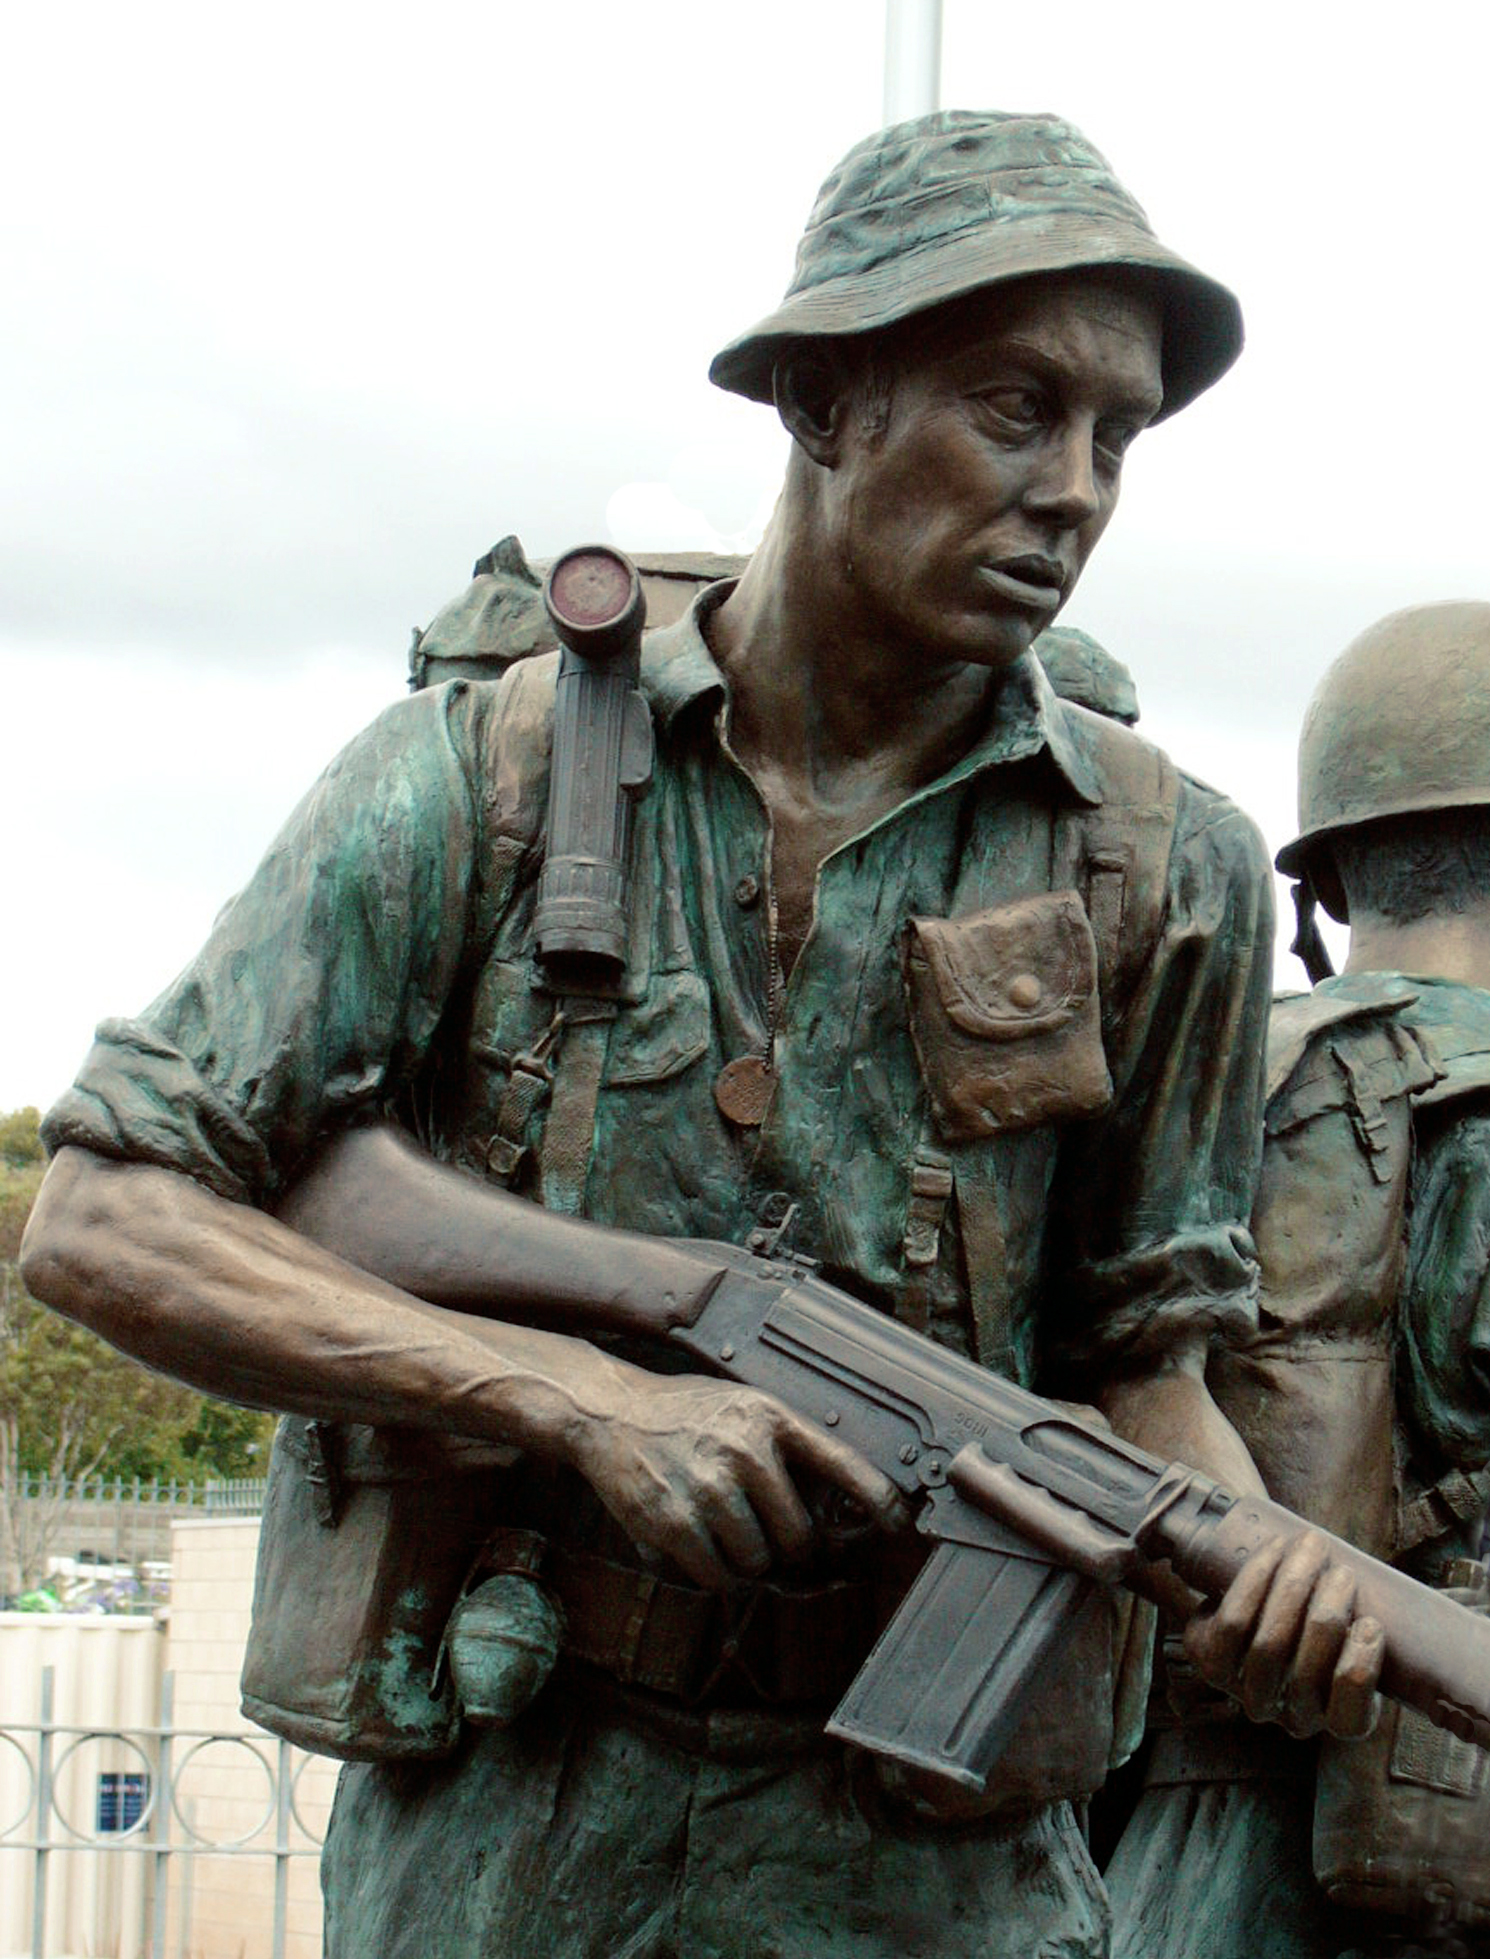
{"left": 1183, "top": 1529, "right": 1385, "bottom": 1738}
{"left": 569, "top": 1369, "right": 909, "bottom": 1590}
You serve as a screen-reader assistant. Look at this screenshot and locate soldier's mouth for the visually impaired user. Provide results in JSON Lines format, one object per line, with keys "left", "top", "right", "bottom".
{"left": 978, "top": 558, "right": 1067, "bottom": 612}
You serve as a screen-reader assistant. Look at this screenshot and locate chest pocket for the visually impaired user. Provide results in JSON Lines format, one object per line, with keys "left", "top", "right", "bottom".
{"left": 604, "top": 968, "right": 711, "bottom": 1085}
{"left": 903, "top": 891, "right": 1113, "bottom": 1143}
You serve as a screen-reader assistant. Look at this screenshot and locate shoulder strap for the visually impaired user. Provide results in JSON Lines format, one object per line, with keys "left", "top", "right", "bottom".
{"left": 471, "top": 654, "right": 635, "bottom": 1211}
{"left": 1050, "top": 705, "right": 1181, "bottom": 1018}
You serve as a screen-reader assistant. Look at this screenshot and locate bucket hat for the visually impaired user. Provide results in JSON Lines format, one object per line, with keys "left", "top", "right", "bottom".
{"left": 710, "top": 110, "right": 1242, "bottom": 420}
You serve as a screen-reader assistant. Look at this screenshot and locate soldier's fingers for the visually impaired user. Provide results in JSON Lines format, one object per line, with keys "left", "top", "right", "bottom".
{"left": 696, "top": 1472, "right": 776, "bottom": 1577}
{"left": 778, "top": 1416, "right": 911, "bottom": 1534}
{"left": 1237, "top": 1531, "right": 1334, "bottom": 1724}
{"left": 1323, "top": 1616, "right": 1384, "bottom": 1740}
{"left": 1183, "top": 1533, "right": 1288, "bottom": 1685}
{"left": 646, "top": 1499, "right": 736, "bottom": 1592}
{"left": 1279, "top": 1564, "right": 1355, "bottom": 1736}
{"left": 727, "top": 1445, "right": 815, "bottom": 1565}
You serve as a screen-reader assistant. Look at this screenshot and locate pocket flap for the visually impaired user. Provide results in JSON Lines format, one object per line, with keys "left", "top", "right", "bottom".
{"left": 907, "top": 892, "right": 1097, "bottom": 1039}
{"left": 605, "top": 967, "right": 712, "bottom": 1085}
{"left": 903, "top": 893, "right": 1112, "bottom": 1142}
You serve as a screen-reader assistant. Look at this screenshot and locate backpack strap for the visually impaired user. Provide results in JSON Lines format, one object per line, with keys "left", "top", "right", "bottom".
{"left": 949, "top": 706, "right": 1183, "bottom": 1374}
{"left": 1050, "top": 704, "right": 1181, "bottom": 1021}
{"left": 469, "top": 654, "right": 634, "bottom": 1211}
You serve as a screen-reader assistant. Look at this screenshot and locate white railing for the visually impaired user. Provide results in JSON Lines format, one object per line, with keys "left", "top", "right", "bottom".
{"left": 1, "top": 1666, "right": 326, "bottom": 1959}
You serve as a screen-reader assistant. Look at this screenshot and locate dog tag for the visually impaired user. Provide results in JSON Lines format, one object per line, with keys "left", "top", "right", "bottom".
{"left": 714, "top": 1055, "right": 775, "bottom": 1127}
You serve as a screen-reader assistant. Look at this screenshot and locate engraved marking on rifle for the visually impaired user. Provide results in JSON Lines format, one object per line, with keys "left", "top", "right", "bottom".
{"left": 952, "top": 1410, "right": 990, "bottom": 1438}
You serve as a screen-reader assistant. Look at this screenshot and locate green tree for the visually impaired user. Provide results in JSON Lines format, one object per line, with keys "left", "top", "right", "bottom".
{"left": 0, "top": 1105, "right": 42, "bottom": 1169}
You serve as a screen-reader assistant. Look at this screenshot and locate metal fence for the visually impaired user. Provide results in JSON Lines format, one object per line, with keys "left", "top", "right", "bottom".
{"left": 6, "top": 1473, "right": 268, "bottom": 1584}
{"left": 10, "top": 1470, "right": 268, "bottom": 1516}
{"left": 1, "top": 1666, "right": 326, "bottom": 1959}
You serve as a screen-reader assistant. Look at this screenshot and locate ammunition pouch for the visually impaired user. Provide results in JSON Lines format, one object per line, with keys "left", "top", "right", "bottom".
{"left": 1313, "top": 1561, "right": 1490, "bottom": 1929}
{"left": 240, "top": 1416, "right": 515, "bottom": 1760}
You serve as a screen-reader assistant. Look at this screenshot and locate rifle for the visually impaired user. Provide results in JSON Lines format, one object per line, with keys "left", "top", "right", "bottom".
{"left": 621, "top": 1231, "right": 1490, "bottom": 1789}
{"left": 277, "top": 1133, "right": 1490, "bottom": 1791}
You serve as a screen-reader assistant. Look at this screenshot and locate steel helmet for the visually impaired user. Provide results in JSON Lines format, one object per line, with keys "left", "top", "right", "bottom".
{"left": 1277, "top": 602, "right": 1490, "bottom": 923}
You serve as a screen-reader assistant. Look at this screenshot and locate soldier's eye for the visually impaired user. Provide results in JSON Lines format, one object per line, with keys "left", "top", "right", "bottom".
{"left": 1094, "top": 423, "right": 1139, "bottom": 470}
{"left": 977, "top": 388, "right": 1045, "bottom": 432}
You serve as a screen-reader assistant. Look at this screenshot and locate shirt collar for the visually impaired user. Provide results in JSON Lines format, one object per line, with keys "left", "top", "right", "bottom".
{"left": 639, "top": 581, "right": 1103, "bottom": 807}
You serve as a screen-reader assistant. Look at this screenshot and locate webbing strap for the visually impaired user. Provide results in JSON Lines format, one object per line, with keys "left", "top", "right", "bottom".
{"left": 897, "top": 1137, "right": 953, "bottom": 1333}
{"left": 544, "top": 1543, "right": 877, "bottom": 1705}
{"left": 953, "top": 1150, "right": 1013, "bottom": 1372}
{"left": 1051, "top": 713, "right": 1179, "bottom": 1014}
{"left": 1398, "top": 1467, "right": 1490, "bottom": 1555}
{"left": 483, "top": 1012, "right": 564, "bottom": 1186}
{"left": 539, "top": 1001, "right": 617, "bottom": 1215}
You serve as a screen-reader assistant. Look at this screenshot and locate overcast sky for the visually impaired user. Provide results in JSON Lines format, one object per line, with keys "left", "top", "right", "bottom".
{"left": 4, "top": 0, "right": 1487, "bottom": 1113}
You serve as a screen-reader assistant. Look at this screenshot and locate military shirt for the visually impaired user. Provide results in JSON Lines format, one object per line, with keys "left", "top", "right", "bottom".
{"left": 45, "top": 588, "right": 1276, "bottom": 1959}
{"left": 45, "top": 587, "right": 1271, "bottom": 1391}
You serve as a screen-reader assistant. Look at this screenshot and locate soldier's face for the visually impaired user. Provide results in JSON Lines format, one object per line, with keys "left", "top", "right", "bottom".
{"left": 827, "top": 276, "right": 1165, "bottom": 671}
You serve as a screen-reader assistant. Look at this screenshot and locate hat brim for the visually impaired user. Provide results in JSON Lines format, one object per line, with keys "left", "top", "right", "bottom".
{"left": 1276, "top": 783, "right": 1490, "bottom": 880}
{"left": 709, "top": 219, "right": 1243, "bottom": 422}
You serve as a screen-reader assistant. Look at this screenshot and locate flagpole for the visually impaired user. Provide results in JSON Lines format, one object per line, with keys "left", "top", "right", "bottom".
{"left": 883, "top": 0, "right": 943, "bottom": 124}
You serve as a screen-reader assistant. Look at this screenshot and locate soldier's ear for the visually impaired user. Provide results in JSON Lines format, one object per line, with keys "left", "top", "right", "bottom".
{"left": 773, "top": 346, "right": 856, "bottom": 464}
{"left": 1310, "top": 852, "right": 1349, "bottom": 927}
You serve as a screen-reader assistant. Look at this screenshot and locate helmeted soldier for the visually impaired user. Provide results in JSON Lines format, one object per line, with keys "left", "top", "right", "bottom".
{"left": 1109, "top": 601, "right": 1490, "bottom": 1958}
{"left": 23, "top": 113, "right": 1385, "bottom": 1958}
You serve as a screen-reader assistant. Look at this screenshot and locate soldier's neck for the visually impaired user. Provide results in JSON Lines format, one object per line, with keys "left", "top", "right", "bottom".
{"left": 709, "top": 491, "right": 992, "bottom": 802}
{"left": 1344, "top": 906, "right": 1490, "bottom": 991}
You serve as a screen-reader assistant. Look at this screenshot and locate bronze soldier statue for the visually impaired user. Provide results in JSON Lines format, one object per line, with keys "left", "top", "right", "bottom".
{"left": 1109, "top": 601, "right": 1490, "bottom": 1958}
{"left": 21, "top": 114, "right": 1388, "bottom": 1956}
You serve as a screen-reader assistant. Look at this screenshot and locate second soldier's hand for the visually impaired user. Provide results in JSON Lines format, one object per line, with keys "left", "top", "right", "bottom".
{"left": 1183, "top": 1529, "right": 1385, "bottom": 1738}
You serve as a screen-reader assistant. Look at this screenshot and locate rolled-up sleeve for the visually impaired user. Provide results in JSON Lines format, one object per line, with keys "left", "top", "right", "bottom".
{"left": 1044, "top": 777, "right": 1274, "bottom": 1376}
{"left": 43, "top": 682, "right": 491, "bottom": 1205}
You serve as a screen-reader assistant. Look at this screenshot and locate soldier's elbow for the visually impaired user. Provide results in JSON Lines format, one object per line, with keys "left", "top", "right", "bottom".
{"left": 19, "top": 1146, "right": 134, "bottom": 1329}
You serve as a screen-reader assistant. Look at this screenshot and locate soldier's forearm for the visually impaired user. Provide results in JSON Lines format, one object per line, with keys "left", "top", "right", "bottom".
{"left": 21, "top": 1143, "right": 904, "bottom": 1588}
{"left": 1100, "top": 1344, "right": 1267, "bottom": 1500}
{"left": 19, "top": 1146, "right": 658, "bottom": 1463}
{"left": 275, "top": 1122, "right": 711, "bottom": 1335}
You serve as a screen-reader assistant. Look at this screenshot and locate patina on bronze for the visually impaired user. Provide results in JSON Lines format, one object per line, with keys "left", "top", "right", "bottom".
{"left": 1110, "top": 601, "right": 1490, "bottom": 1958}
{"left": 19, "top": 111, "right": 1394, "bottom": 1959}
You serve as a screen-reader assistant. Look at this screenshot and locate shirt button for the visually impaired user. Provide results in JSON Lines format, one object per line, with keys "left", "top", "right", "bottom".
{"left": 1007, "top": 973, "right": 1043, "bottom": 1011}
{"left": 734, "top": 874, "right": 761, "bottom": 909}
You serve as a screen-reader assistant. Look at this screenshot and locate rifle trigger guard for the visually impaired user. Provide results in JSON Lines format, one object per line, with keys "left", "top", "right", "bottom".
{"left": 946, "top": 1450, "right": 1140, "bottom": 1586}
